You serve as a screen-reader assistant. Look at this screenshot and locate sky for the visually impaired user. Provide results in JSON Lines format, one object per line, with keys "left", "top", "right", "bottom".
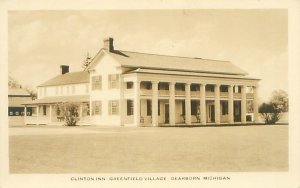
{"left": 8, "top": 10, "right": 287, "bottom": 102}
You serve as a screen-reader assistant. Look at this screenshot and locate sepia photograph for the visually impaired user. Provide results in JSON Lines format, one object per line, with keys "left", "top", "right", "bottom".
{"left": 1, "top": 1, "right": 300, "bottom": 188}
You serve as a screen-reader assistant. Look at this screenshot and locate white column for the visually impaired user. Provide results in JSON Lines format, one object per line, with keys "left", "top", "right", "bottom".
{"left": 185, "top": 83, "right": 191, "bottom": 125}
{"left": 253, "top": 86, "right": 259, "bottom": 123}
{"left": 214, "top": 84, "right": 221, "bottom": 124}
{"left": 152, "top": 81, "right": 159, "bottom": 126}
{"left": 24, "top": 105, "right": 27, "bottom": 125}
{"left": 169, "top": 82, "right": 176, "bottom": 125}
{"left": 49, "top": 105, "right": 53, "bottom": 123}
{"left": 134, "top": 80, "right": 141, "bottom": 127}
{"left": 241, "top": 85, "right": 247, "bottom": 123}
{"left": 200, "top": 84, "right": 206, "bottom": 125}
{"left": 36, "top": 106, "right": 39, "bottom": 125}
{"left": 228, "top": 85, "right": 234, "bottom": 124}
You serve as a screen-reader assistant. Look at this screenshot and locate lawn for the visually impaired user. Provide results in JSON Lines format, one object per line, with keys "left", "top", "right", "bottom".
{"left": 9, "top": 125, "right": 288, "bottom": 173}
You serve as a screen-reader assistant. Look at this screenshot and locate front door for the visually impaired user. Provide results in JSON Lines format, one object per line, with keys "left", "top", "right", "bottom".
{"left": 234, "top": 101, "right": 241, "bottom": 122}
{"left": 165, "top": 104, "right": 169, "bottom": 123}
{"left": 208, "top": 104, "right": 215, "bottom": 122}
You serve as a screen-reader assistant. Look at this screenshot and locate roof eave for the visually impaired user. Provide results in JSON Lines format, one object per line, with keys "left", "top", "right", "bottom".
{"left": 121, "top": 65, "right": 248, "bottom": 76}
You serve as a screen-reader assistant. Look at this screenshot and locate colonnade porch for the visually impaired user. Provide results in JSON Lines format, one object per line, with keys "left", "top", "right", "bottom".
{"left": 23, "top": 102, "right": 90, "bottom": 125}
{"left": 123, "top": 80, "right": 259, "bottom": 127}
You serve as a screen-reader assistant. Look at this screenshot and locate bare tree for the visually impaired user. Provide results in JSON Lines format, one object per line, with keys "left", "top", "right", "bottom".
{"left": 82, "top": 52, "right": 92, "bottom": 70}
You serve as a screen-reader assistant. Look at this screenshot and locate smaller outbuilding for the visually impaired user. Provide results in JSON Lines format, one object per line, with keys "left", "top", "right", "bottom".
{"left": 8, "top": 88, "right": 33, "bottom": 116}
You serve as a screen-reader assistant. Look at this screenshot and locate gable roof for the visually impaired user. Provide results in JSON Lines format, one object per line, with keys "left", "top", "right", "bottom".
{"left": 106, "top": 50, "right": 247, "bottom": 75}
{"left": 8, "top": 88, "right": 31, "bottom": 96}
{"left": 39, "top": 71, "right": 89, "bottom": 87}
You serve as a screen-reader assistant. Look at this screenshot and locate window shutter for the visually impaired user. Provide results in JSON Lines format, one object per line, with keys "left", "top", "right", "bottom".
{"left": 127, "top": 100, "right": 130, "bottom": 116}
{"left": 108, "top": 101, "right": 111, "bottom": 115}
{"left": 116, "top": 75, "right": 119, "bottom": 89}
{"left": 108, "top": 75, "right": 111, "bottom": 89}
{"left": 99, "top": 101, "right": 102, "bottom": 115}
{"left": 92, "top": 101, "right": 94, "bottom": 115}
{"left": 116, "top": 101, "right": 119, "bottom": 115}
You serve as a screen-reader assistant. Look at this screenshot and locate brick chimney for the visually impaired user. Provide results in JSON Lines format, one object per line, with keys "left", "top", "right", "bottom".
{"left": 103, "top": 37, "right": 114, "bottom": 52}
{"left": 60, "top": 65, "right": 69, "bottom": 75}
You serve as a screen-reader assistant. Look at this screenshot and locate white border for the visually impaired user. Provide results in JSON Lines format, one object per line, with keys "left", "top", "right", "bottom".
{"left": 1, "top": 0, "right": 300, "bottom": 188}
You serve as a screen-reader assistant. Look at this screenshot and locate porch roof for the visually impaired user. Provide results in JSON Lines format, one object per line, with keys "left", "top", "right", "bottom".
{"left": 22, "top": 95, "right": 89, "bottom": 105}
{"left": 126, "top": 68, "right": 260, "bottom": 80}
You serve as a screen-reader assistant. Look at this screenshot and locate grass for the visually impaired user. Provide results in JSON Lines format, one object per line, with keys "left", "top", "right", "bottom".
{"left": 9, "top": 125, "right": 288, "bottom": 173}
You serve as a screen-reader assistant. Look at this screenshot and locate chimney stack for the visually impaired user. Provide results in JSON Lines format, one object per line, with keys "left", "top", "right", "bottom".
{"left": 103, "top": 37, "right": 114, "bottom": 52}
{"left": 60, "top": 65, "right": 69, "bottom": 75}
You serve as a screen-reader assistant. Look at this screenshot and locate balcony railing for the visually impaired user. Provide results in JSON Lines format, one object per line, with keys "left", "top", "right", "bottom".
{"left": 234, "top": 93, "right": 242, "bottom": 98}
{"left": 191, "top": 91, "right": 200, "bottom": 98}
{"left": 158, "top": 90, "right": 169, "bottom": 96}
{"left": 206, "top": 91, "right": 214, "bottom": 97}
{"left": 128, "top": 88, "right": 253, "bottom": 99}
{"left": 220, "top": 92, "right": 228, "bottom": 97}
{"left": 140, "top": 89, "right": 152, "bottom": 95}
{"left": 175, "top": 90, "right": 185, "bottom": 96}
{"left": 246, "top": 93, "right": 254, "bottom": 98}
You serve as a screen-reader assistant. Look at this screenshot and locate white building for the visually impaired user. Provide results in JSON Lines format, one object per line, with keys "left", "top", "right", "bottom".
{"left": 24, "top": 37, "right": 259, "bottom": 126}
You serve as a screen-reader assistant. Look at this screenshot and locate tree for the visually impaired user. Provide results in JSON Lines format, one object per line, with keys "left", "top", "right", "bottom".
{"left": 81, "top": 52, "right": 92, "bottom": 70}
{"left": 57, "top": 103, "right": 80, "bottom": 126}
{"left": 259, "top": 90, "right": 288, "bottom": 124}
{"left": 259, "top": 103, "right": 280, "bottom": 124}
{"left": 8, "top": 75, "right": 20, "bottom": 88}
{"left": 24, "top": 86, "right": 37, "bottom": 100}
{"left": 270, "top": 90, "right": 288, "bottom": 112}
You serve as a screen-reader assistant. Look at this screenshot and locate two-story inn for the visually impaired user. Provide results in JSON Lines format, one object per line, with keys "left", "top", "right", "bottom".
{"left": 23, "top": 37, "right": 260, "bottom": 127}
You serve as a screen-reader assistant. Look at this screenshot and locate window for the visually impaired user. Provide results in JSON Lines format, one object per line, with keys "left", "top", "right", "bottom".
{"left": 84, "top": 103, "right": 90, "bottom": 116}
{"left": 66, "top": 86, "right": 70, "bottom": 94}
{"left": 60, "top": 86, "right": 63, "bottom": 95}
{"left": 158, "top": 83, "right": 169, "bottom": 90}
{"left": 221, "top": 101, "right": 228, "bottom": 115}
{"left": 182, "top": 100, "right": 185, "bottom": 115}
{"left": 206, "top": 85, "right": 214, "bottom": 92}
{"left": 56, "top": 87, "right": 59, "bottom": 95}
{"left": 92, "top": 101, "right": 101, "bottom": 115}
{"left": 127, "top": 82, "right": 133, "bottom": 89}
{"left": 147, "top": 100, "right": 152, "bottom": 116}
{"left": 85, "top": 84, "right": 89, "bottom": 93}
{"left": 43, "top": 105, "right": 47, "bottom": 116}
{"left": 220, "top": 85, "right": 228, "bottom": 92}
{"left": 109, "top": 100, "right": 119, "bottom": 115}
{"left": 234, "top": 86, "right": 239, "bottom": 93}
{"left": 127, "top": 100, "right": 134, "bottom": 115}
{"left": 158, "top": 100, "right": 160, "bottom": 116}
{"left": 56, "top": 106, "right": 61, "bottom": 116}
{"left": 44, "top": 87, "right": 47, "bottom": 96}
{"left": 191, "top": 84, "right": 199, "bottom": 91}
{"left": 191, "top": 101, "right": 199, "bottom": 115}
{"left": 92, "top": 75, "right": 102, "bottom": 90}
{"left": 109, "top": 74, "right": 119, "bottom": 89}
{"left": 72, "top": 85, "right": 75, "bottom": 94}
{"left": 15, "top": 111, "right": 19, "bottom": 116}
{"left": 38, "top": 88, "right": 42, "bottom": 97}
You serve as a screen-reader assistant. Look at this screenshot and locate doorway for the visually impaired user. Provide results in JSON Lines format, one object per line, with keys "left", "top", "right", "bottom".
{"left": 234, "top": 101, "right": 241, "bottom": 122}
{"left": 208, "top": 104, "right": 215, "bottom": 122}
{"left": 165, "top": 103, "right": 169, "bottom": 124}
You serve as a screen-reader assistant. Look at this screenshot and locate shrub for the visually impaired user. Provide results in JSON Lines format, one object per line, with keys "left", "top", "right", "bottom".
{"left": 57, "top": 103, "right": 80, "bottom": 126}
